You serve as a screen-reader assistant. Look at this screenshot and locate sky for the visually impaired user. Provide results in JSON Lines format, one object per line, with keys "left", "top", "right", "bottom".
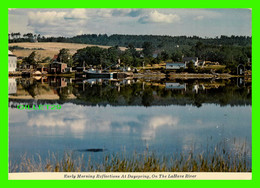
{"left": 8, "top": 8, "right": 252, "bottom": 38}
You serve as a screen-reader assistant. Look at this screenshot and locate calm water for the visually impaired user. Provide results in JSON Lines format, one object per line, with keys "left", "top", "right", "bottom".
{"left": 8, "top": 77, "right": 252, "bottom": 170}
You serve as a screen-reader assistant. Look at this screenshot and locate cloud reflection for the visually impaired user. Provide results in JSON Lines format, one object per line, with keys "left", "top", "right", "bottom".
{"left": 25, "top": 104, "right": 181, "bottom": 141}
{"left": 142, "top": 116, "right": 179, "bottom": 140}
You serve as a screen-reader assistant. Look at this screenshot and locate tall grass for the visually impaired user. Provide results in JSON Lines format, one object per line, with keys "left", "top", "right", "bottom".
{"left": 9, "top": 143, "right": 251, "bottom": 172}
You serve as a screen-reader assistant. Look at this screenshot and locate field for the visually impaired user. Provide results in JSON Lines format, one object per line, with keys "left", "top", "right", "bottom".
{"left": 8, "top": 42, "right": 138, "bottom": 59}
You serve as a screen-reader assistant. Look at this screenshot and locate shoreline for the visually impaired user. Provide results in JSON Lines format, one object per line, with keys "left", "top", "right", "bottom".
{"left": 9, "top": 72, "right": 249, "bottom": 79}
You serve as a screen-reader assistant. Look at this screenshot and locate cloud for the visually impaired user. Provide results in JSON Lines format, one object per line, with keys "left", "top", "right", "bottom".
{"left": 27, "top": 9, "right": 89, "bottom": 36}
{"left": 111, "top": 9, "right": 144, "bottom": 17}
{"left": 149, "top": 116, "right": 179, "bottom": 129}
{"left": 142, "top": 116, "right": 179, "bottom": 140}
{"left": 28, "top": 11, "right": 67, "bottom": 26}
{"left": 28, "top": 9, "right": 88, "bottom": 26}
{"left": 176, "top": 9, "right": 222, "bottom": 19}
{"left": 65, "top": 8, "right": 87, "bottom": 19}
{"left": 24, "top": 104, "right": 182, "bottom": 141}
{"left": 138, "top": 10, "right": 180, "bottom": 24}
{"left": 93, "top": 9, "right": 144, "bottom": 18}
{"left": 193, "top": 15, "right": 204, "bottom": 20}
{"left": 95, "top": 9, "right": 113, "bottom": 18}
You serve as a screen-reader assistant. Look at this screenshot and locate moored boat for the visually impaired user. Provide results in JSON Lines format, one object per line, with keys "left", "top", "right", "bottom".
{"left": 83, "top": 69, "right": 114, "bottom": 79}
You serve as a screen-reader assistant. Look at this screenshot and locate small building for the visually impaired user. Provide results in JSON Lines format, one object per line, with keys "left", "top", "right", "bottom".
{"left": 20, "top": 63, "right": 34, "bottom": 70}
{"left": 183, "top": 57, "right": 198, "bottom": 67}
{"left": 8, "top": 50, "right": 17, "bottom": 72}
{"left": 49, "top": 62, "right": 67, "bottom": 74}
{"left": 8, "top": 78, "right": 17, "bottom": 94}
{"left": 166, "top": 62, "right": 186, "bottom": 69}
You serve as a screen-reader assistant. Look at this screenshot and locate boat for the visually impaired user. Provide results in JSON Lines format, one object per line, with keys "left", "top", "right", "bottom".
{"left": 83, "top": 69, "right": 114, "bottom": 79}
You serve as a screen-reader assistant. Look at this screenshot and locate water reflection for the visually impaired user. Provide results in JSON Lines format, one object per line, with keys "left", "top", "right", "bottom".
{"left": 8, "top": 77, "right": 251, "bottom": 107}
{"left": 8, "top": 76, "right": 252, "bottom": 169}
{"left": 9, "top": 103, "right": 251, "bottom": 162}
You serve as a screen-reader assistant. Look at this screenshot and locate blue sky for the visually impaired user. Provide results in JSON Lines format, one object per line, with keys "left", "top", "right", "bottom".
{"left": 8, "top": 8, "right": 252, "bottom": 37}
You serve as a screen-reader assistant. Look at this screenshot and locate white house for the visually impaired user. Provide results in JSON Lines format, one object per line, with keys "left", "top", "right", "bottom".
{"left": 8, "top": 50, "right": 17, "bottom": 72}
{"left": 166, "top": 62, "right": 186, "bottom": 70}
{"left": 183, "top": 57, "right": 198, "bottom": 67}
{"left": 8, "top": 78, "right": 17, "bottom": 94}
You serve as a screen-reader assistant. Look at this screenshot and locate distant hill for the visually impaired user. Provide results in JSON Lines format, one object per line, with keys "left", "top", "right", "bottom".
{"left": 8, "top": 42, "right": 139, "bottom": 58}
{"left": 67, "top": 34, "right": 252, "bottom": 49}
{"left": 9, "top": 34, "right": 252, "bottom": 50}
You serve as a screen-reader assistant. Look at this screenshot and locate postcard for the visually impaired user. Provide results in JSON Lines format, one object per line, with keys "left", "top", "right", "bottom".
{"left": 8, "top": 8, "right": 252, "bottom": 180}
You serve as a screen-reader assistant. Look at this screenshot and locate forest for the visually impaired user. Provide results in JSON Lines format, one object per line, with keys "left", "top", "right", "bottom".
{"left": 9, "top": 33, "right": 252, "bottom": 73}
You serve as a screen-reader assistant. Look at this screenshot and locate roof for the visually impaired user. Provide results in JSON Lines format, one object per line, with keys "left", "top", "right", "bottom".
{"left": 166, "top": 62, "right": 185, "bottom": 64}
{"left": 8, "top": 50, "right": 16, "bottom": 57}
{"left": 183, "top": 57, "right": 198, "bottom": 61}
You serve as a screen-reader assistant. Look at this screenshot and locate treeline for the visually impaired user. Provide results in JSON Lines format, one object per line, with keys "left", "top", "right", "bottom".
{"left": 9, "top": 33, "right": 251, "bottom": 48}
{"left": 71, "top": 43, "right": 251, "bottom": 72}
{"left": 69, "top": 34, "right": 252, "bottom": 48}
{"left": 11, "top": 33, "right": 252, "bottom": 72}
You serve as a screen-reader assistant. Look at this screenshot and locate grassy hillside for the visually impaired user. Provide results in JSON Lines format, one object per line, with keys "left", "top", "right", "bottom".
{"left": 8, "top": 42, "right": 138, "bottom": 58}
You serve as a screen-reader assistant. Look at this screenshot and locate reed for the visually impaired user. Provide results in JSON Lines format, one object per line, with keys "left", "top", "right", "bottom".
{"left": 9, "top": 143, "right": 251, "bottom": 172}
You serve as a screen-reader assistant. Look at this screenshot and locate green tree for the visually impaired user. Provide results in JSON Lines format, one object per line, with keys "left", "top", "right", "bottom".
{"left": 127, "top": 43, "right": 139, "bottom": 58}
{"left": 160, "top": 51, "right": 170, "bottom": 61}
{"left": 187, "top": 61, "right": 196, "bottom": 73}
{"left": 142, "top": 41, "right": 154, "bottom": 58}
{"left": 22, "top": 51, "right": 37, "bottom": 68}
{"left": 107, "top": 46, "right": 121, "bottom": 64}
{"left": 171, "top": 51, "right": 183, "bottom": 62}
{"left": 57, "top": 48, "right": 73, "bottom": 66}
{"left": 73, "top": 46, "right": 109, "bottom": 68}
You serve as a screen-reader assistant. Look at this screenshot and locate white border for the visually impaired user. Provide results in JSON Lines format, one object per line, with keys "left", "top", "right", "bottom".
{"left": 9, "top": 172, "right": 252, "bottom": 180}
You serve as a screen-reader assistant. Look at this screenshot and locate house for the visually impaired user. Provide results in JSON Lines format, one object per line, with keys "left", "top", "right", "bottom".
{"left": 166, "top": 62, "right": 186, "bottom": 70}
{"left": 48, "top": 62, "right": 67, "bottom": 74}
{"left": 20, "top": 63, "right": 34, "bottom": 70}
{"left": 183, "top": 57, "right": 198, "bottom": 67}
{"left": 8, "top": 50, "right": 17, "bottom": 72}
{"left": 8, "top": 78, "right": 17, "bottom": 94}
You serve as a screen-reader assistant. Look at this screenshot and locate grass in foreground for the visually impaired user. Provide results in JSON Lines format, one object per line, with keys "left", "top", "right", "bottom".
{"left": 9, "top": 146, "right": 251, "bottom": 172}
